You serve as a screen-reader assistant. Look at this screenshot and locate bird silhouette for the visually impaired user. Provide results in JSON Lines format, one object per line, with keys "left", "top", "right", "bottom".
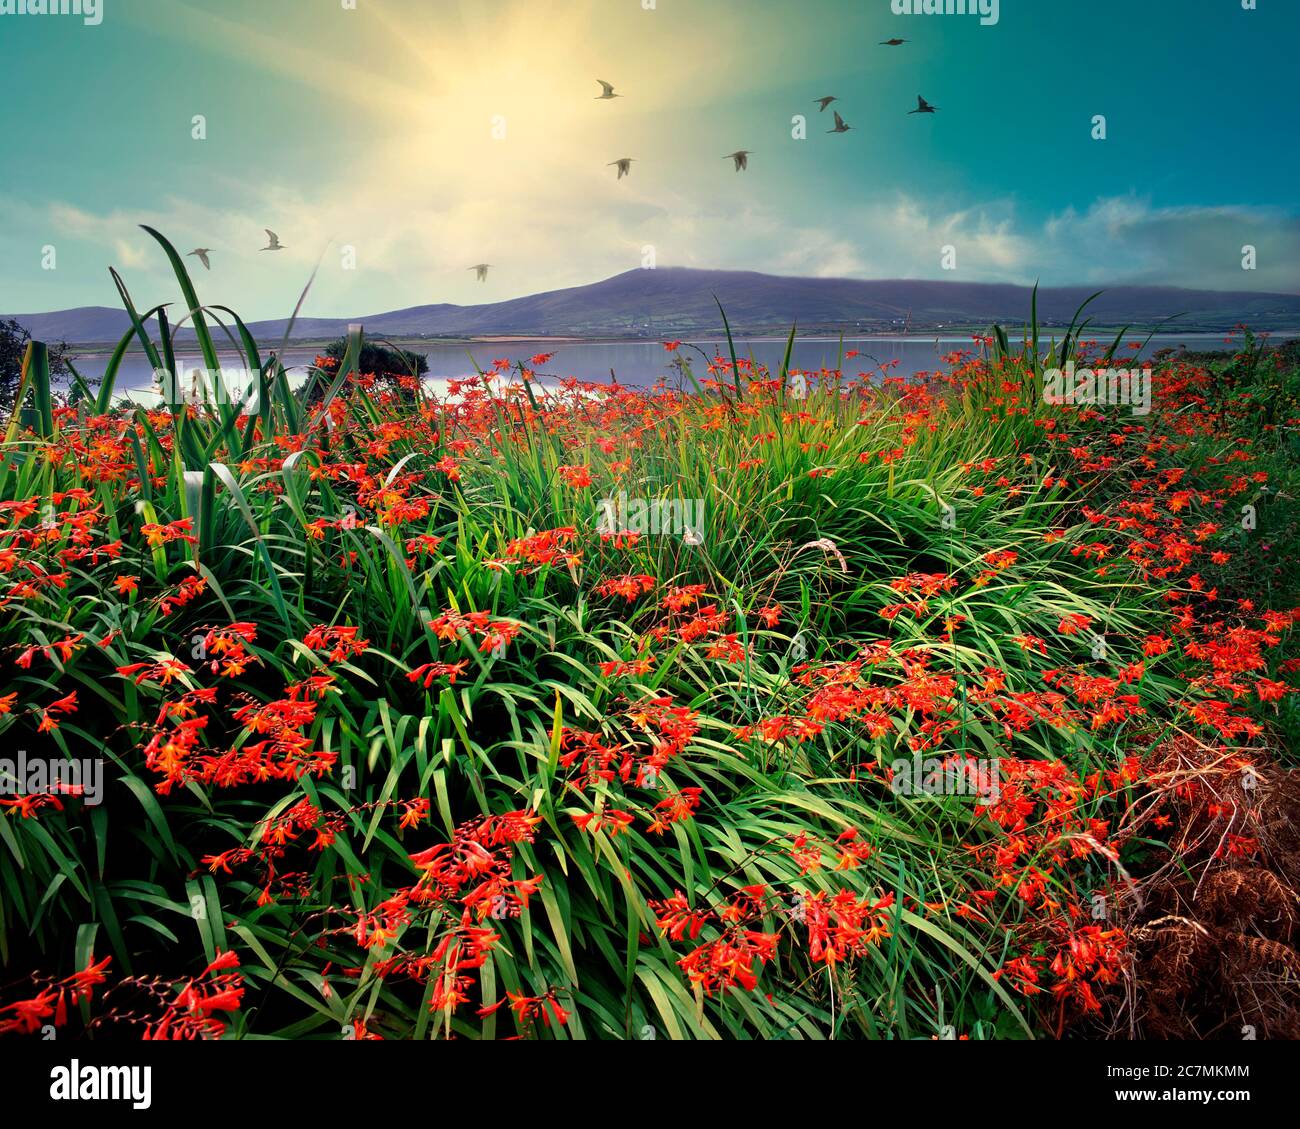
{"left": 470, "top": 264, "right": 492, "bottom": 282}
{"left": 827, "top": 110, "right": 851, "bottom": 134}
{"left": 814, "top": 96, "right": 838, "bottom": 112}
{"left": 909, "top": 96, "right": 938, "bottom": 114}
{"left": 880, "top": 38, "right": 907, "bottom": 46}
{"left": 724, "top": 150, "right": 751, "bottom": 172}
{"left": 187, "top": 248, "right": 212, "bottom": 270}
{"left": 609, "top": 158, "right": 634, "bottom": 179}
{"left": 260, "top": 229, "right": 285, "bottom": 251}
{"left": 595, "top": 79, "right": 621, "bottom": 100}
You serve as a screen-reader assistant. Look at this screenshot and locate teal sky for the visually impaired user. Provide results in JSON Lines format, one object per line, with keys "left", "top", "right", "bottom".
{"left": 1, "top": 0, "right": 1296, "bottom": 320}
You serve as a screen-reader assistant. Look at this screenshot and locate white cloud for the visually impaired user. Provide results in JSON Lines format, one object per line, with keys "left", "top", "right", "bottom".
{"left": 1038, "top": 197, "right": 1299, "bottom": 290}
{"left": 4, "top": 185, "right": 1295, "bottom": 321}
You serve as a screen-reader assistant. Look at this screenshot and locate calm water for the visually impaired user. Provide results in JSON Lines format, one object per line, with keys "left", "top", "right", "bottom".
{"left": 65, "top": 333, "right": 1285, "bottom": 399}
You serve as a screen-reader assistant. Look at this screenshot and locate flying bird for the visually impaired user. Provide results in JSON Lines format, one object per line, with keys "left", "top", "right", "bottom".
{"left": 595, "top": 79, "right": 621, "bottom": 100}
{"left": 609, "top": 158, "right": 635, "bottom": 179}
{"left": 909, "top": 96, "right": 938, "bottom": 114}
{"left": 827, "top": 110, "right": 851, "bottom": 134}
{"left": 187, "top": 248, "right": 212, "bottom": 270}
{"left": 260, "top": 229, "right": 285, "bottom": 251}
{"left": 880, "top": 38, "right": 907, "bottom": 45}
{"left": 814, "top": 96, "right": 838, "bottom": 112}
{"left": 470, "top": 264, "right": 492, "bottom": 282}
{"left": 724, "top": 150, "right": 751, "bottom": 172}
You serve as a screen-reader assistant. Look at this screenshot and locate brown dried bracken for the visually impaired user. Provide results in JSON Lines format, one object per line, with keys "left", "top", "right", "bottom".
{"left": 1100, "top": 741, "right": 1300, "bottom": 1039}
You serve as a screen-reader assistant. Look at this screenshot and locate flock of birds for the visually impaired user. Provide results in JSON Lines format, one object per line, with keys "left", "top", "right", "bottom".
{"left": 180, "top": 40, "right": 935, "bottom": 284}
{"left": 186, "top": 230, "right": 282, "bottom": 272}
{"left": 603, "top": 37, "right": 935, "bottom": 180}
{"left": 186, "top": 227, "right": 496, "bottom": 283}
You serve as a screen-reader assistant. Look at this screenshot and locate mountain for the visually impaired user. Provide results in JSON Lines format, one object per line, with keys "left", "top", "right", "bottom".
{"left": 5, "top": 306, "right": 148, "bottom": 344}
{"left": 8, "top": 269, "right": 1300, "bottom": 344}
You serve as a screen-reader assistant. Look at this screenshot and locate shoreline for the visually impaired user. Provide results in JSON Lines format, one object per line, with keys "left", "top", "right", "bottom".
{"left": 62, "top": 327, "right": 1300, "bottom": 358}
